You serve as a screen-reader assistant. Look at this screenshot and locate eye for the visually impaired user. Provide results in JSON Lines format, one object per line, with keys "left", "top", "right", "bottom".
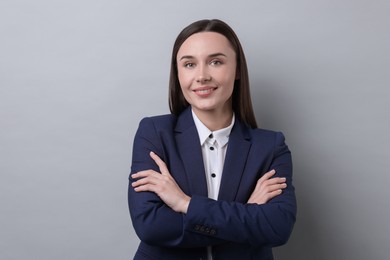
{"left": 184, "top": 62, "right": 195, "bottom": 68}
{"left": 210, "top": 60, "right": 222, "bottom": 66}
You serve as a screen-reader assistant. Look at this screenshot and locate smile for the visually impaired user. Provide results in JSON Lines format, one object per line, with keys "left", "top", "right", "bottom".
{"left": 193, "top": 87, "right": 217, "bottom": 97}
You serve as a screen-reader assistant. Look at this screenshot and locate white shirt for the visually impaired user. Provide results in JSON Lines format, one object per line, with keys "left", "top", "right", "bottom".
{"left": 192, "top": 110, "right": 235, "bottom": 259}
{"left": 192, "top": 110, "right": 235, "bottom": 199}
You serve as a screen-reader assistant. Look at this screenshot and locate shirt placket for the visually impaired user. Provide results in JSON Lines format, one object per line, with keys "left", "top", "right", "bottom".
{"left": 206, "top": 134, "right": 219, "bottom": 200}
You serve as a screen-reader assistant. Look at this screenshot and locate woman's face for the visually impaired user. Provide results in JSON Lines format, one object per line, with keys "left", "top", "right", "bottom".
{"left": 176, "top": 32, "right": 237, "bottom": 116}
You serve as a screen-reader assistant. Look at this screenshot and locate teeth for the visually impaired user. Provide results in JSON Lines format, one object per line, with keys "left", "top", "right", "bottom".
{"left": 196, "top": 89, "right": 212, "bottom": 93}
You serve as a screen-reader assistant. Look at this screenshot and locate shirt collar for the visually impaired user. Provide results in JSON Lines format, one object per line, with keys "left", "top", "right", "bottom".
{"left": 192, "top": 109, "right": 235, "bottom": 147}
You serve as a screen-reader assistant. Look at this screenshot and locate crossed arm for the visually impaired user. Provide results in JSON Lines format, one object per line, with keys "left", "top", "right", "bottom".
{"left": 131, "top": 151, "right": 287, "bottom": 214}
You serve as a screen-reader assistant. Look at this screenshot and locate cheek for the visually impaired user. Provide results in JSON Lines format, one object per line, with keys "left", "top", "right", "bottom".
{"left": 221, "top": 73, "right": 236, "bottom": 90}
{"left": 177, "top": 70, "right": 188, "bottom": 87}
{"left": 178, "top": 72, "right": 195, "bottom": 92}
{"left": 215, "top": 65, "right": 236, "bottom": 85}
{"left": 177, "top": 72, "right": 190, "bottom": 97}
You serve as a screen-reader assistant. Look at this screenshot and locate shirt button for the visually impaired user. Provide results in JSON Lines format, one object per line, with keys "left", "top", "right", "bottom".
{"left": 209, "top": 147, "right": 214, "bottom": 151}
{"left": 209, "top": 133, "right": 213, "bottom": 139}
{"left": 211, "top": 173, "right": 216, "bottom": 178}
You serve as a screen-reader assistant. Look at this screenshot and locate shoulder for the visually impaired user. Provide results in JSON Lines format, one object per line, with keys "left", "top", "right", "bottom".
{"left": 133, "top": 114, "right": 179, "bottom": 150}
{"left": 138, "top": 107, "right": 193, "bottom": 133}
{"left": 138, "top": 113, "right": 178, "bottom": 130}
{"left": 250, "top": 127, "right": 284, "bottom": 138}
{"left": 243, "top": 126, "right": 291, "bottom": 160}
{"left": 247, "top": 126, "right": 287, "bottom": 148}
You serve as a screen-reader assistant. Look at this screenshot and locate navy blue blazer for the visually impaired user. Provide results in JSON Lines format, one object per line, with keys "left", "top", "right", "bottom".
{"left": 128, "top": 107, "right": 296, "bottom": 260}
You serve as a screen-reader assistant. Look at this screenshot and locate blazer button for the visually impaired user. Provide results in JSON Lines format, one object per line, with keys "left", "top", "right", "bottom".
{"left": 200, "top": 226, "right": 205, "bottom": 232}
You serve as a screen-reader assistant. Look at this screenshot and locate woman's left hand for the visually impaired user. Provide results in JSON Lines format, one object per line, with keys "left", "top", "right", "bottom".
{"left": 247, "top": 169, "right": 287, "bottom": 205}
{"left": 131, "top": 151, "right": 191, "bottom": 214}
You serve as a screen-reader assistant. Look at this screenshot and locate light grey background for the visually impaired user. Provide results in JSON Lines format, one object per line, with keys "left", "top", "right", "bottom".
{"left": 1, "top": 0, "right": 389, "bottom": 259}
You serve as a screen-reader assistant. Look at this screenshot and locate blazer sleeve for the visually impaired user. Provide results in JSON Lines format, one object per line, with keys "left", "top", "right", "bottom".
{"left": 183, "top": 132, "right": 297, "bottom": 247}
{"left": 128, "top": 117, "right": 225, "bottom": 248}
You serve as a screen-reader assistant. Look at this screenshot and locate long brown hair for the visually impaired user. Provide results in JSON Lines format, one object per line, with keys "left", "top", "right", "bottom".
{"left": 169, "top": 19, "right": 257, "bottom": 128}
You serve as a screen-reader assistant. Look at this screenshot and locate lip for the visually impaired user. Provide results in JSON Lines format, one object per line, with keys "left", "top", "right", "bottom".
{"left": 193, "top": 86, "right": 217, "bottom": 98}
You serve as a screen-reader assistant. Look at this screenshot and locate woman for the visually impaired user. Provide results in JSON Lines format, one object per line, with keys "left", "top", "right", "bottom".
{"left": 128, "top": 19, "right": 296, "bottom": 260}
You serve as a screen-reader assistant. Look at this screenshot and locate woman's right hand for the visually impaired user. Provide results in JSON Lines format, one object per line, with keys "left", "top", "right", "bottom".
{"left": 131, "top": 151, "right": 191, "bottom": 214}
{"left": 247, "top": 170, "right": 287, "bottom": 204}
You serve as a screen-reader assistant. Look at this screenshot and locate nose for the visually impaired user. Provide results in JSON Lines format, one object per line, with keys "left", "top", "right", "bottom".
{"left": 196, "top": 65, "right": 211, "bottom": 83}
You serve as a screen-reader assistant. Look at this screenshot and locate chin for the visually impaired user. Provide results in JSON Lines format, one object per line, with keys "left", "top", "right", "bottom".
{"left": 193, "top": 105, "right": 216, "bottom": 112}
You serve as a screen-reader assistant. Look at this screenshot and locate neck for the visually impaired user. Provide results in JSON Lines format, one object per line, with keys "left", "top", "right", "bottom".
{"left": 192, "top": 108, "right": 233, "bottom": 131}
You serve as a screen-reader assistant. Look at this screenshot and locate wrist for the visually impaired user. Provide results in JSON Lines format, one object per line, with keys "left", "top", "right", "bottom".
{"left": 179, "top": 195, "right": 191, "bottom": 214}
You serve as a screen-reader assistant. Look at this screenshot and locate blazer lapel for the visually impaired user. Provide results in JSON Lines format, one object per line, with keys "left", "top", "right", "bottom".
{"left": 218, "top": 121, "right": 252, "bottom": 201}
{"left": 175, "top": 108, "right": 208, "bottom": 197}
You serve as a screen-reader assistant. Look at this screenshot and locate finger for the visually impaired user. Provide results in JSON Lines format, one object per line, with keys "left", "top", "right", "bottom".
{"left": 254, "top": 170, "right": 275, "bottom": 189}
{"left": 264, "top": 189, "right": 283, "bottom": 201}
{"left": 132, "top": 174, "right": 161, "bottom": 188}
{"left": 252, "top": 182, "right": 287, "bottom": 198}
{"left": 262, "top": 177, "right": 287, "bottom": 186}
{"left": 266, "top": 183, "right": 287, "bottom": 192}
{"left": 258, "top": 169, "right": 276, "bottom": 182}
{"left": 150, "top": 151, "right": 170, "bottom": 175}
{"left": 256, "top": 171, "right": 280, "bottom": 188}
{"left": 249, "top": 188, "right": 284, "bottom": 204}
{"left": 131, "top": 170, "right": 157, "bottom": 179}
{"left": 133, "top": 183, "right": 156, "bottom": 192}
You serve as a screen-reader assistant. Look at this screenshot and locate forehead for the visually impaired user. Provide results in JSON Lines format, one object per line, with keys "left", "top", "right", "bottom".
{"left": 177, "top": 32, "right": 235, "bottom": 58}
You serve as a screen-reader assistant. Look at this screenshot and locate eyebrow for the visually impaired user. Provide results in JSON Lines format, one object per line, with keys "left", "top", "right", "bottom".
{"left": 179, "top": 52, "right": 227, "bottom": 61}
